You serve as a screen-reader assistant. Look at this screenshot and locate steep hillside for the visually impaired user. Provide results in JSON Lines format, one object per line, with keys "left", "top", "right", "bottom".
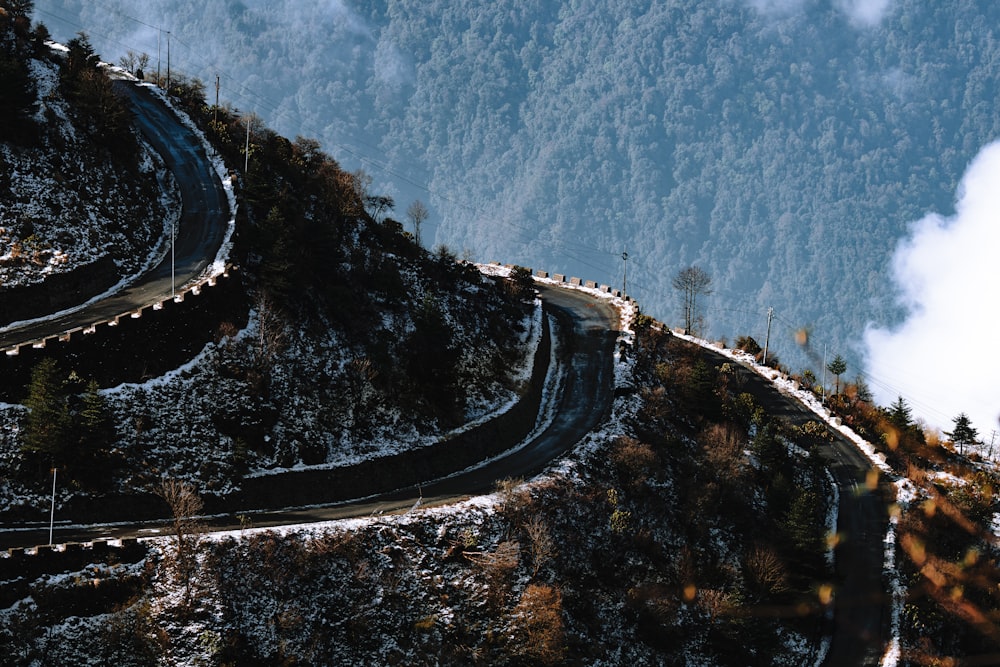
{"left": 0, "top": 21, "right": 173, "bottom": 296}
{"left": 0, "top": 314, "right": 843, "bottom": 666}
{"left": 0, "top": 11, "right": 537, "bottom": 524}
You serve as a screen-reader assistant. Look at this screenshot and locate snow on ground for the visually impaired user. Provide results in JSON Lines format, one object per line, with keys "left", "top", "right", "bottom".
{"left": 0, "top": 56, "right": 174, "bottom": 295}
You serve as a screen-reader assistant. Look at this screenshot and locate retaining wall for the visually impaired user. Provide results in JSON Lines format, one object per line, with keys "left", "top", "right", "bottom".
{"left": 0, "top": 256, "right": 119, "bottom": 327}
{"left": 0, "top": 268, "right": 248, "bottom": 400}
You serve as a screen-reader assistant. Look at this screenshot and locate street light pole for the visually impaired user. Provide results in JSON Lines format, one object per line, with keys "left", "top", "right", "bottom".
{"left": 48, "top": 467, "right": 57, "bottom": 546}
{"left": 166, "top": 31, "right": 171, "bottom": 93}
{"left": 621, "top": 250, "right": 628, "bottom": 296}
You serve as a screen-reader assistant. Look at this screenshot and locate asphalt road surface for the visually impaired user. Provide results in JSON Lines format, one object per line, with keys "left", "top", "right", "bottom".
{"left": 0, "top": 82, "right": 230, "bottom": 349}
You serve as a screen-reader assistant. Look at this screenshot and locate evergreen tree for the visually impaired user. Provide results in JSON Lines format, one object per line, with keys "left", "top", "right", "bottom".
{"left": 826, "top": 354, "right": 847, "bottom": 396}
{"left": 783, "top": 487, "right": 823, "bottom": 555}
{"left": 945, "top": 413, "right": 979, "bottom": 455}
{"left": 78, "top": 379, "right": 113, "bottom": 455}
{"left": 0, "top": 0, "right": 37, "bottom": 142}
{"left": 886, "top": 395, "right": 913, "bottom": 431}
{"left": 22, "top": 358, "right": 71, "bottom": 461}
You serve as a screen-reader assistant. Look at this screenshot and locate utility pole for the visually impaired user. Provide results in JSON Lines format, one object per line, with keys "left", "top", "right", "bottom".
{"left": 156, "top": 29, "right": 160, "bottom": 86}
{"left": 762, "top": 306, "right": 773, "bottom": 368}
{"left": 621, "top": 250, "right": 628, "bottom": 296}
{"left": 821, "top": 344, "right": 828, "bottom": 404}
{"left": 166, "top": 31, "right": 171, "bottom": 94}
{"left": 244, "top": 115, "right": 251, "bottom": 172}
{"left": 214, "top": 74, "right": 220, "bottom": 124}
{"left": 48, "top": 467, "right": 57, "bottom": 546}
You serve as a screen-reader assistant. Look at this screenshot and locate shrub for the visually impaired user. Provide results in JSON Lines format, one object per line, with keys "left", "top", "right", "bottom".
{"left": 509, "top": 583, "right": 565, "bottom": 665}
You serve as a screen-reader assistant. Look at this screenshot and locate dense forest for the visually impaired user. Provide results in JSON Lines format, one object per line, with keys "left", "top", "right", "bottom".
{"left": 32, "top": 1, "right": 999, "bottom": 417}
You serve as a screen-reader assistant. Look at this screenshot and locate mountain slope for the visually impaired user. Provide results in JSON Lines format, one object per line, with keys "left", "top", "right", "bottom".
{"left": 32, "top": 0, "right": 1000, "bottom": 379}
{"left": 0, "top": 28, "right": 173, "bottom": 299}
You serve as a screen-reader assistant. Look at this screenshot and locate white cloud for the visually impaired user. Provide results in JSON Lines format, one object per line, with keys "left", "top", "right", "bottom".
{"left": 864, "top": 141, "right": 1000, "bottom": 439}
{"left": 835, "top": 0, "right": 894, "bottom": 27}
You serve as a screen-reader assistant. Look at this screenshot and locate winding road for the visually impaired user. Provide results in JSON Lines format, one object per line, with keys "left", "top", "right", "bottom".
{"left": 0, "top": 284, "right": 619, "bottom": 545}
{"left": 0, "top": 77, "right": 888, "bottom": 664}
{"left": 699, "top": 348, "right": 890, "bottom": 665}
{"left": 0, "top": 81, "right": 230, "bottom": 349}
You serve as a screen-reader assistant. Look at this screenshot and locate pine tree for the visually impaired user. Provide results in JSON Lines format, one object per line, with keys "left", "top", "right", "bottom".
{"left": 22, "top": 358, "right": 71, "bottom": 461}
{"left": 945, "top": 413, "right": 979, "bottom": 455}
{"left": 886, "top": 395, "right": 913, "bottom": 431}
{"left": 78, "top": 379, "right": 113, "bottom": 456}
{"left": 826, "top": 354, "right": 847, "bottom": 396}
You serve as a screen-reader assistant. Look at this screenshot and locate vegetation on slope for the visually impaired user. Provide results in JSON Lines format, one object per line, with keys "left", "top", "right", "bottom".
{"left": 0, "top": 3, "right": 169, "bottom": 292}
{"left": 0, "top": 7, "right": 538, "bottom": 520}
{"left": 0, "top": 317, "right": 839, "bottom": 666}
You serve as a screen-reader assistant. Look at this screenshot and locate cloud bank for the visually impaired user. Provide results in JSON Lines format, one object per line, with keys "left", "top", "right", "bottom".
{"left": 864, "top": 141, "right": 1000, "bottom": 439}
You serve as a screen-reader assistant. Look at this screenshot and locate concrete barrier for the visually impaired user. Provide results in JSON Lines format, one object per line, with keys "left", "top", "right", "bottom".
{"left": 0, "top": 267, "right": 247, "bottom": 400}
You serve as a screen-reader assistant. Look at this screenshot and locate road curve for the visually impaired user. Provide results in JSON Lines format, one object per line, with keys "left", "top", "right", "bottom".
{"left": 696, "top": 347, "right": 889, "bottom": 666}
{"left": 0, "top": 82, "right": 230, "bottom": 349}
{"left": 0, "top": 284, "right": 620, "bottom": 547}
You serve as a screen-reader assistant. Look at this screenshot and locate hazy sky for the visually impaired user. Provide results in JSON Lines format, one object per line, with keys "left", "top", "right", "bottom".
{"left": 864, "top": 141, "right": 1000, "bottom": 439}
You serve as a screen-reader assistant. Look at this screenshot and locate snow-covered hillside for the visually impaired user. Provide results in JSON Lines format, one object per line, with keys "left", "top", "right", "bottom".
{"left": 0, "top": 48, "right": 175, "bottom": 290}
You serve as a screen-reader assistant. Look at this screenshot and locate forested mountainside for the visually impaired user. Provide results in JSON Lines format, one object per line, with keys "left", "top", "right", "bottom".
{"left": 3, "top": 5, "right": 1000, "bottom": 664}
{"left": 33, "top": 0, "right": 1000, "bottom": 377}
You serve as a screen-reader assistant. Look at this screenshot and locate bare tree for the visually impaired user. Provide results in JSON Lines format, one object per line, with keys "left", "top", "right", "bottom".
{"left": 407, "top": 200, "right": 429, "bottom": 247}
{"left": 350, "top": 169, "right": 397, "bottom": 221}
{"left": 156, "top": 478, "right": 204, "bottom": 602}
{"left": 118, "top": 50, "right": 150, "bottom": 78}
{"left": 254, "top": 292, "right": 287, "bottom": 373}
{"left": 464, "top": 540, "right": 520, "bottom": 609}
{"left": 524, "top": 515, "right": 557, "bottom": 577}
{"left": 671, "top": 265, "right": 713, "bottom": 334}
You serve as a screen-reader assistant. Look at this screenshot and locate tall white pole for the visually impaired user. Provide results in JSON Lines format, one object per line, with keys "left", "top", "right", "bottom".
{"left": 48, "top": 467, "right": 57, "bottom": 546}
{"left": 166, "top": 31, "right": 171, "bottom": 93}
{"left": 762, "top": 306, "right": 773, "bottom": 368}
{"left": 245, "top": 115, "right": 251, "bottom": 172}
{"left": 822, "top": 344, "right": 828, "bottom": 404}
